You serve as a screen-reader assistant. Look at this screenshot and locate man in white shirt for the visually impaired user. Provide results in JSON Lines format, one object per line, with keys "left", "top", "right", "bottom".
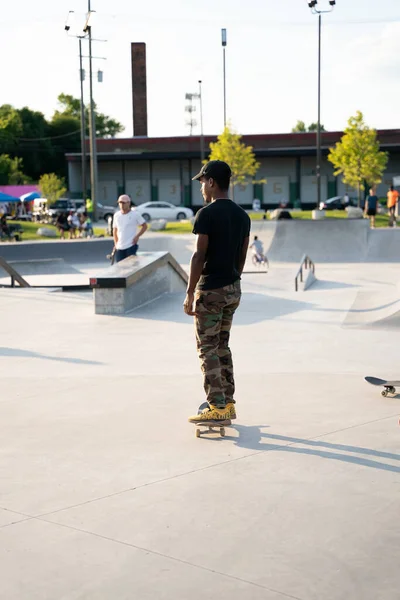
{"left": 113, "top": 195, "right": 148, "bottom": 263}
{"left": 249, "top": 235, "right": 264, "bottom": 262}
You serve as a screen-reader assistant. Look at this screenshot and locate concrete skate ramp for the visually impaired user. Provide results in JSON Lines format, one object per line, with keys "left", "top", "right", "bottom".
{"left": 0, "top": 239, "right": 113, "bottom": 265}
{"left": 0, "top": 235, "right": 195, "bottom": 268}
{"left": 263, "top": 220, "right": 369, "bottom": 263}
{"left": 366, "top": 229, "right": 400, "bottom": 262}
{"left": 137, "top": 235, "right": 195, "bottom": 265}
{"left": 343, "top": 288, "right": 400, "bottom": 328}
{"left": 2, "top": 259, "right": 80, "bottom": 276}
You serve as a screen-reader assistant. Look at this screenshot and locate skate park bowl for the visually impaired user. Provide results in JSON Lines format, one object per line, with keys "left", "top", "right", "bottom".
{"left": 3, "top": 218, "right": 400, "bottom": 600}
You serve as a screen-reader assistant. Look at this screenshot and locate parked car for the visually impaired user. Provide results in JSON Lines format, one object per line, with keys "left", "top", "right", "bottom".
{"left": 319, "top": 196, "right": 357, "bottom": 211}
{"left": 97, "top": 202, "right": 117, "bottom": 221}
{"left": 46, "top": 199, "right": 85, "bottom": 223}
{"left": 135, "top": 202, "right": 193, "bottom": 222}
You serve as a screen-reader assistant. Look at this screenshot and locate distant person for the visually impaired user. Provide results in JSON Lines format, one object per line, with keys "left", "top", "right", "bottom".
{"left": 67, "top": 211, "right": 80, "bottom": 239}
{"left": 0, "top": 214, "right": 10, "bottom": 238}
{"left": 113, "top": 194, "right": 148, "bottom": 262}
{"left": 278, "top": 210, "right": 292, "bottom": 220}
{"left": 343, "top": 192, "right": 349, "bottom": 207}
{"left": 387, "top": 185, "right": 399, "bottom": 226}
{"left": 249, "top": 235, "right": 264, "bottom": 262}
{"left": 86, "top": 198, "right": 93, "bottom": 219}
{"left": 56, "top": 212, "right": 69, "bottom": 239}
{"left": 364, "top": 188, "right": 378, "bottom": 229}
{"left": 80, "top": 212, "right": 94, "bottom": 238}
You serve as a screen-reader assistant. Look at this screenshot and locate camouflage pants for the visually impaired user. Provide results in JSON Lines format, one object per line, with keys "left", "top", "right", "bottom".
{"left": 194, "top": 281, "right": 241, "bottom": 407}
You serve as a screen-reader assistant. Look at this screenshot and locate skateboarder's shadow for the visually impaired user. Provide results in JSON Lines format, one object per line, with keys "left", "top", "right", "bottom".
{"left": 226, "top": 425, "right": 400, "bottom": 474}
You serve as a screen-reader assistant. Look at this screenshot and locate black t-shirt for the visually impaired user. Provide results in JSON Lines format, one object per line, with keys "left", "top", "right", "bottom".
{"left": 192, "top": 199, "right": 251, "bottom": 290}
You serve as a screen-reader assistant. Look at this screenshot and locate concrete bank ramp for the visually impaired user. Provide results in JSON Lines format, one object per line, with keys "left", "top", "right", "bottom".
{"left": 343, "top": 287, "right": 400, "bottom": 328}
{"left": 260, "top": 220, "right": 369, "bottom": 263}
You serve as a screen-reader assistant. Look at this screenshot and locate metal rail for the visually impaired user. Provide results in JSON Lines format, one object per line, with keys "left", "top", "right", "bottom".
{"left": 0, "top": 256, "right": 30, "bottom": 288}
{"left": 295, "top": 254, "right": 315, "bottom": 292}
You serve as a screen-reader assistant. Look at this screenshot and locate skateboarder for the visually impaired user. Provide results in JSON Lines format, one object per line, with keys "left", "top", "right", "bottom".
{"left": 250, "top": 235, "right": 265, "bottom": 263}
{"left": 183, "top": 160, "right": 251, "bottom": 423}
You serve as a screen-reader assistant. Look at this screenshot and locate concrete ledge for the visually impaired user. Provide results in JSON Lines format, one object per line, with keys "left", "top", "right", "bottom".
{"left": 90, "top": 251, "right": 188, "bottom": 315}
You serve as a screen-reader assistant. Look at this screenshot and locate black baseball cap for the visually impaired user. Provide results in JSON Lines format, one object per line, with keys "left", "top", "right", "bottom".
{"left": 192, "top": 160, "right": 232, "bottom": 181}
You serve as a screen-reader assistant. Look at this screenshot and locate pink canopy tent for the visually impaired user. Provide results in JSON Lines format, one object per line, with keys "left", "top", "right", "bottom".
{"left": 0, "top": 185, "right": 38, "bottom": 197}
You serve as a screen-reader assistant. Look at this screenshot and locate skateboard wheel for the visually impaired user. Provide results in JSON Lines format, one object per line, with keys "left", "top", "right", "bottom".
{"left": 196, "top": 429, "right": 201, "bottom": 438}
{"left": 220, "top": 427, "right": 225, "bottom": 437}
{"left": 382, "top": 390, "right": 388, "bottom": 397}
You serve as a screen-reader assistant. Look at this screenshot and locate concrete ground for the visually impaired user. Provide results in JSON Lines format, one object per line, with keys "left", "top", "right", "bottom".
{"left": 1, "top": 257, "right": 400, "bottom": 600}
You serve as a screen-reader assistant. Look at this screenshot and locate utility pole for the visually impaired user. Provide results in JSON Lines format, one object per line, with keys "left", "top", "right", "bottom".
{"left": 84, "top": 1, "right": 98, "bottom": 221}
{"left": 78, "top": 37, "right": 87, "bottom": 202}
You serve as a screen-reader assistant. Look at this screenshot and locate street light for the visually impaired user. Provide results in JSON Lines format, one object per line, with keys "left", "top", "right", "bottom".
{"left": 221, "top": 28, "right": 227, "bottom": 128}
{"left": 64, "top": 11, "right": 87, "bottom": 203}
{"left": 308, "top": 0, "right": 336, "bottom": 209}
{"left": 83, "top": 1, "right": 98, "bottom": 221}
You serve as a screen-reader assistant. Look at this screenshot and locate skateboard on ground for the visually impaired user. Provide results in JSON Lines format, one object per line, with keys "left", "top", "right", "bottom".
{"left": 192, "top": 402, "right": 231, "bottom": 438}
{"left": 365, "top": 376, "right": 400, "bottom": 397}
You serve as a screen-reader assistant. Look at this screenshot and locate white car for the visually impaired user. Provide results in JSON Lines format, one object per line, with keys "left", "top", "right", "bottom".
{"left": 135, "top": 202, "right": 193, "bottom": 222}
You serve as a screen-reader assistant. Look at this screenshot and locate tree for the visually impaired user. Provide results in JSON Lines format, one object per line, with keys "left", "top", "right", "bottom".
{"left": 54, "top": 93, "right": 124, "bottom": 138}
{"left": 328, "top": 111, "right": 388, "bottom": 206}
{"left": 47, "top": 114, "right": 82, "bottom": 177}
{"left": 0, "top": 154, "right": 29, "bottom": 185}
{"left": 292, "top": 120, "right": 325, "bottom": 133}
{"left": 0, "top": 105, "right": 23, "bottom": 153}
{"left": 292, "top": 120, "right": 306, "bottom": 133}
{"left": 38, "top": 173, "right": 67, "bottom": 206}
{"left": 16, "top": 107, "right": 53, "bottom": 181}
{"left": 308, "top": 122, "right": 325, "bottom": 132}
{"left": 208, "top": 126, "right": 261, "bottom": 199}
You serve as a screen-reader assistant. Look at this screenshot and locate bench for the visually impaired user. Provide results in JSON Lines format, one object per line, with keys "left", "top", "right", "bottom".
{"left": 89, "top": 251, "right": 188, "bottom": 315}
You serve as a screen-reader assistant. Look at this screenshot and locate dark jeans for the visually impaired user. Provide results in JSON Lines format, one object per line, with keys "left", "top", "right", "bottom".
{"left": 115, "top": 244, "right": 138, "bottom": 263}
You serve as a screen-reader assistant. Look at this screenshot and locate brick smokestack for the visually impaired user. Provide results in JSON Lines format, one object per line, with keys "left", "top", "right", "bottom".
{"left": 131, "top": 42, "right": 148, "bottom": 137}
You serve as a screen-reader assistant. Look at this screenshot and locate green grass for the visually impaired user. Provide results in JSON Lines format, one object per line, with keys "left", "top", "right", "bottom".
{"left": 248, "top": 210, "right": 390, "bottom": 227}
{"left": 161, "top": 211, "right": 392, "bottom": 233}
{"left": 1, "top": 220, "right": 106, "bottom": 242}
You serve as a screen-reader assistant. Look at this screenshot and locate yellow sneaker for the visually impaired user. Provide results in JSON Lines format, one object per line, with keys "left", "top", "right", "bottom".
{"left": 188, "top": 405, "right": 231, "bottom": 423}
{"left": 226, "top": 402, "right": 237, "bottom": 420}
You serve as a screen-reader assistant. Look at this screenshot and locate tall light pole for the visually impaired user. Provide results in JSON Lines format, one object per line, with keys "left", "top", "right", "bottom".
{"left": 198, "top": 80, "right": 205, "bottom": 162}
{"left": 308, "top": 0, "right": 336, "bottom": 209}
{"left": 78, "top": 37, "right": 87, "bottom": 202}
{"left": 84, "top": 1, "right": 98, "bottom": 221}
{"left": 65, "top": 12, "right": 87, "bottom": 202}
{"left": 221, "top": 28, "right": 227, "bottom": 129}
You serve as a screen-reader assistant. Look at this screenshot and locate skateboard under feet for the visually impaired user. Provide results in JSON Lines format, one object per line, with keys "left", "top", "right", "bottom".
{"left": 192, "top": 402, "right": 231, "bottom": 438}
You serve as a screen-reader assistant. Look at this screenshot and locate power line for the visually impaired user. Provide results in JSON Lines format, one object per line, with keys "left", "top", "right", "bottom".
{"left": 17, "top": 129, "right": 81, "bottom": 142}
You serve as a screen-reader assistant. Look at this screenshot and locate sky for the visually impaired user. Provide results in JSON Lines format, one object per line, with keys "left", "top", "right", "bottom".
{"left": 1, "top": 0, "right": 400, "bottom": 139}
